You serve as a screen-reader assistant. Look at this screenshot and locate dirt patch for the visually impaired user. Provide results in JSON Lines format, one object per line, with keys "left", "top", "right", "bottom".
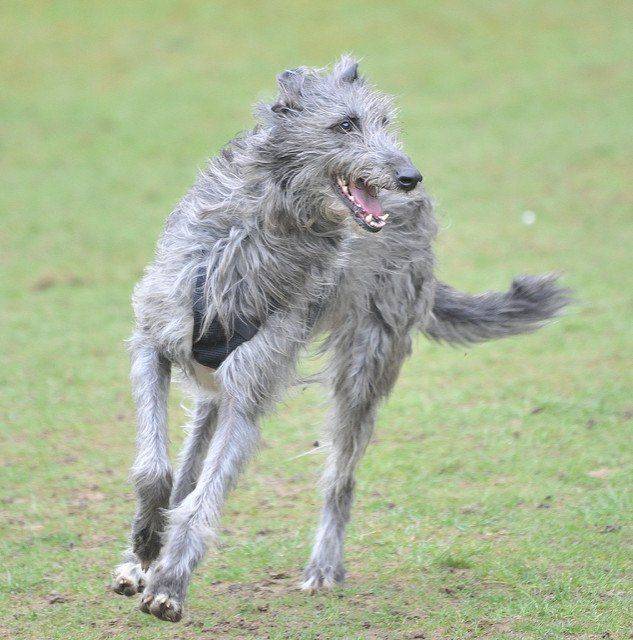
{"left": 587, "top": 468, "right": 617, "bottom": 479}
{"left": 31, "top": 273, "right": 88, "bottom": 291}
{"left": 44, "top": 592, "right": 69, "bottom": 604}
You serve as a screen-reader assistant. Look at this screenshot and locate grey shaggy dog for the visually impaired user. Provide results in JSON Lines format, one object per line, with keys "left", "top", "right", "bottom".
{"left": 111, "top": 56, "right": 570, "bottom": 622}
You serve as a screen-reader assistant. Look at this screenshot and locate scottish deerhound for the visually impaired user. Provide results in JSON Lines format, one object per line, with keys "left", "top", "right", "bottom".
{"left": 111, "top": 56, "right": 570, "bottom": 622}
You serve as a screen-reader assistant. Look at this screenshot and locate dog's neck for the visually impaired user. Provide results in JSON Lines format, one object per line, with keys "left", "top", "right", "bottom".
{"left": 214, "top": 128, "right": 346, "bottom": 239}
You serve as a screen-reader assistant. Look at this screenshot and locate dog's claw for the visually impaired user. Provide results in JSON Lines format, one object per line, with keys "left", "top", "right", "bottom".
{"left": 111, "top": 561, "right": 146, "bottom": 597}
{"left": 140, "top": 593, "right": 153, "bottom": 611}
{"left": 140, "top": 592, "right": 183, "bottom": 622}
{"left": 301, "top": 563, "right": 345, "bottom": 593}
{"left": 112, "top": 577, "right": 137, "bottom": 597}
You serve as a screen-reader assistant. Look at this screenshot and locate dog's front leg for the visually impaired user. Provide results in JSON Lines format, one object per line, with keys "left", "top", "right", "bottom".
{"left": 138, "top": 310, "right": 308, "bottom": 621}
{"left": 169, "top": 397, "right": 219, "bottom": 508}
{"left": 140, "top": 396, "right": 259, "bottom": 622}
{"left": 112, "top": 337, "right": 172, "bottom": 596}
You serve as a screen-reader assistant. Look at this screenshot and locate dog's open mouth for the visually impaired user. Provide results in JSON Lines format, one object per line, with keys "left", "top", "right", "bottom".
{"left": 334, "top": 176, "right": 389, "bottom": 233}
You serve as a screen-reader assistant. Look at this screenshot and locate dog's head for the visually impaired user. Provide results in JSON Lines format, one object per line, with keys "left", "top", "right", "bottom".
{"left": 259, "top": 55, "right": 422, "bottom": 233}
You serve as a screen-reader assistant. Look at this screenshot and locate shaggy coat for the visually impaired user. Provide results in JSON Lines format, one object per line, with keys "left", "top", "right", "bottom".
{"left": 112, "top": 56, "right": 569, "bottom": 622}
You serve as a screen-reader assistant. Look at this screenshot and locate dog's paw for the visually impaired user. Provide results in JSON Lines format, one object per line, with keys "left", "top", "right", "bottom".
{"left": 300, "top": 563, "right": 345, "bottom": 594}
{"left": 111, "top": 561, "right": 146, "bottom": 597}
{"left": 139, "top": 568, "right": 187, "bottom": 623}
{"left": 140, "top": 592, "right": 183, "bottom": 623}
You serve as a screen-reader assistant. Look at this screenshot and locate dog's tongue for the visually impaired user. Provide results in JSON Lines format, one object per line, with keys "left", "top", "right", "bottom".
{"left": 350, "top": 181, "right": 383, "bottom": 217}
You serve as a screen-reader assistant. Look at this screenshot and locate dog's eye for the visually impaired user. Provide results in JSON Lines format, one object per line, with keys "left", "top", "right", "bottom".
{"left": 381, "top": 116, "right": 390, "bottom": 127}
{"left": 338, "top": 119, "right": 355, "bottom": 133}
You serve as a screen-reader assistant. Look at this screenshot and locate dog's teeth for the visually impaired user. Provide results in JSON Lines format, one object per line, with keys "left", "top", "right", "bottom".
{"left": 382, "top": 213, "right": 390, "bottom": 220}
{"left": 365, "top": 214, "right": 373, "bottom": 224}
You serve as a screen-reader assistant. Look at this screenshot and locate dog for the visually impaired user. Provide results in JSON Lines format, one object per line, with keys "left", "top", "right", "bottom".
{"left": 111, "top": 56, "right": 570, "bottom": 622}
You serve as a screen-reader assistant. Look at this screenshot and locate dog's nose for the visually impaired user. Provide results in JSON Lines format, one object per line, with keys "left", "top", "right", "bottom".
{"left": 395, "top": 165, "right": 423, "bottom": 191}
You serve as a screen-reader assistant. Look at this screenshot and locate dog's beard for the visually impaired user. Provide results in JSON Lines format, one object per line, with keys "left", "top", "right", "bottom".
{"left": 324, "top": 198, "right": 349, "bottom": 223}
{"left": 324, "top": 198, "right": 377, "bottom": 238}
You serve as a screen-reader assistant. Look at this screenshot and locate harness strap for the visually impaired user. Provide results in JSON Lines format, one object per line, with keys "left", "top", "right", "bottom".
{"left": 191, "top": 266, "right": 326, "bottom": 370}
{"left": 191, "top": 267, "right": 276, "bottom": 369}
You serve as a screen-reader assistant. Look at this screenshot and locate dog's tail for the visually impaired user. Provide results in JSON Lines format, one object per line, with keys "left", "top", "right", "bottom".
{"left": 423, "top": 274, "right": 572, "bottom": 345}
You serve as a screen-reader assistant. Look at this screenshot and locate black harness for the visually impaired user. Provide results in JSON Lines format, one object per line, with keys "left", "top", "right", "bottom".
{"left": 191, "top": 268, "right": 271, "bottom": 369}
{"left": 192, "top": 267, "right": 326, "bottom": 370}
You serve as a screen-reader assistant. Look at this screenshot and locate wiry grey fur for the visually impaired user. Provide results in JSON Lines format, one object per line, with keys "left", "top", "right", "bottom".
{"left": 111, "top": 56, "right": 570, "bottom": 622}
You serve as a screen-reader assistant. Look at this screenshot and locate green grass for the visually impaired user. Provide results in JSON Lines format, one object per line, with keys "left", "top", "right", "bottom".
{"left": 1, "top": 1, "right": 632, "bottom": 638}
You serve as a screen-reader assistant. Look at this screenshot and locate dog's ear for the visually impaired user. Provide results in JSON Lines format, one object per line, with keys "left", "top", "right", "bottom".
{"left": 272, "top": 68, "right": 306, "bottom": 115}
{"left": 333, "top": 54, "right": 360, "bottom": 84}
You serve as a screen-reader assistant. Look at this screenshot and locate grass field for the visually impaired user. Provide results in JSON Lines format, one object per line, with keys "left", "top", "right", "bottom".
{"left": 1, "top": 1, "right": 632, "bottom": 638}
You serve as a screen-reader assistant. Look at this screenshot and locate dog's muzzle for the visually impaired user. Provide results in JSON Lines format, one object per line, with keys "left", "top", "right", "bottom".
{"left": 395, "top": 163, "right": 423, "bottom": 192}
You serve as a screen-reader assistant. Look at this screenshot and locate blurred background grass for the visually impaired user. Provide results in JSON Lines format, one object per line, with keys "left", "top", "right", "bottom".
{"left": 1, "top": 1, "right": 631, "bottom": 639}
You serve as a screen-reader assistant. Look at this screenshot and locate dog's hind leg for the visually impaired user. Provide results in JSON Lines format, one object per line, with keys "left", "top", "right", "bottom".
{"left": 112, "top": 336, "right": 173, "bottom": 598}
{"left": 170, "top": 397, "right": 219, "bottom": 508}
{"left": 302, "top": 322, "right": 411, "bottom": 592}
{"left": 301, "top": 401, "right": 375, "bottom": 592}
